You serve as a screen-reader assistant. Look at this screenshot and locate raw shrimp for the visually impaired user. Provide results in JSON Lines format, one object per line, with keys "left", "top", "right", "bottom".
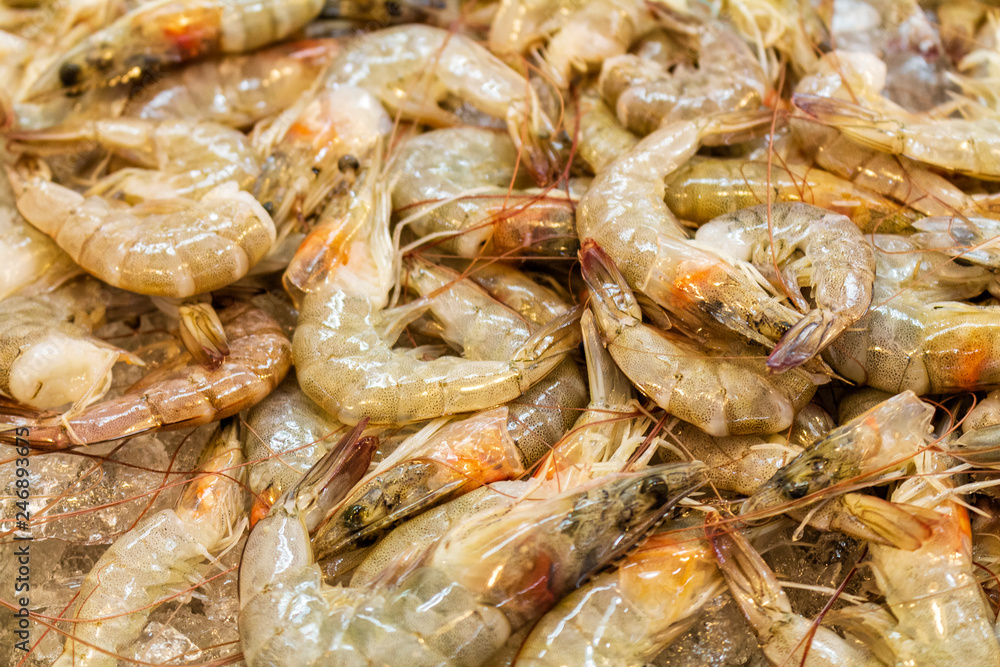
{"left": 576, "top": 114, "right": 805, "bottom": 350}
{"left": 912, "top": 214, "right": 1000, "bottom": 270}
{"left": 574, "top": 90, "right": 637, "bottom": 174}
{"left": 582, "top": 240, "right": 816, "bottom": 437}
{"left": 10, "top": 162, "right": 275, "bottom": 298}
{"left": 389, "top": 127, "right": 578, "bottom": 258}
{"left": 487, "top": 0, "right": 583, "bottom": 62}
{"left": 293, "top": 171, "right": 582, "bottom": 425}
{"left": 312, "top": 406, "right": 525, "bottom": 576}
{"left": 533, "top": 308, "right": 634, "bottom": 486}
{"left": 252, "top": 84, "right": 390, "bottom": 228}
{"left": 694, "top": 202, "right": 876, "bottom": 372}
{"left": 795, "top": 93, "right": 1000, "bottom": 181}
{"left": 0, "top": 278, "right": 137, "bottom": 410}
{"left": 243, "top": 372, "right": 346, "bottom": 525}
{"left": 538, "top": 0, "right": 652, "bottom": 89}
{"left": 124, "top": 39, "right": 340, "bottom": 127}
{"left": 321, "top": 25, "right": 560, "bottom": 183}
{"left": 663, "top": 156, "right": 919, "bottom": 233}
{"left": 0, "top": 199, "right": 79, "bottom": 298}
{"left": 348, "top": 480, "right": 529, "bottom": 587}
{"left": 25, "top": 0, "right": 326, "bottom": 100}
{"left": 239, "top": 458, "right": 708, "bottom": 666}
{"left": 514, "top": 520, "right": 722, "bottom": 667}
{"left": 3, "top": 303, "right": 291, "bottom": 448}
{"left": 52, "top": 418, "right": 246, "bottom": 667}
{"left": 741, "top": 391, "right": 933, "bottom": 520}
{"left": 10, "top": 117, "right": 260, "bottom": 200}
{"left": 599, "top": 17, "right": 767, "bottom": 135}
{"left": 453, "top": 260, "right": 571, "bottom": 327}
{"left": 790, "top": 118, "right": 983, "bottom": 218}
{"left": 707, "top": 516, "right": 883, "bottom": 667}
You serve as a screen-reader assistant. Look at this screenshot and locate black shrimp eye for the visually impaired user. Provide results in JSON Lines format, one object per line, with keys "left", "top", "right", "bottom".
{"left": 338, "top": 154, "right": 360, "bottom": 172}
{"left": 342, "top": 504, "right": 368, "bottom": 530}
{"left": 783, "top": 479, "right": 810, "bottom": 500}
{"left": 385, "top": 0, "right": 401, "bottom": 16}
{"left": 262, "top": 201, "right": 275, "bottom": 216}
{"left": 638, "top": 476, "right": 669, "bottom": 502}
{"left": 58, "top": 62, "right": 82, "bottom": 88}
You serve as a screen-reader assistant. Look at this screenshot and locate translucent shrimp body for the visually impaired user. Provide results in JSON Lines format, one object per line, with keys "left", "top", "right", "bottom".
{"left": 321, "top": 24, "right": 559, "bottom": 182}
{"left": 293, "top": 182, "right": 581, "bottom": 425}
{"left": 52, "top": 420, "right": 246, "bottom": 667}
{"left": 0, "top": 200, "right": 79, "bottom": 298}
{"left": 576, "top": 116, "right": 802, "bottom": 349}
{"left": 12, "top": 173, "right": 275, "bottom": 297}
{"left": 239, "top": 462, "right": 708, "bottom": 666}
{"left": 389, "top": 127, "right": 577, "bottom": 258}
{"left": 26, "top": 0, "right": 326, "bottom": 100}
{"left": 514, "top": 527, "right": 723, "bottom": 666}
{"left": 695, "top": 202, "right": 876, "bottom": 371}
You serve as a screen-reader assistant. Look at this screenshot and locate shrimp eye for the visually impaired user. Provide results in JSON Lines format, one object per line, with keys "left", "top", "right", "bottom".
{"left": 59, "top": 62, "right": 82, "bottom": 88}
{"left": 783, "top": 479, "right": 810, "bottom": 500}
{"left": 262, "top": 201, "right": 275, "bottom": 215}
{"left": 638, "top": 476, "right": 669, "bottom": 503}
{"left": 385, "top": 1, "right": 401, "bottom": 16}
{"left": 343, "top": 504, "right": 368, "bottom": 530}
{"left": 311, "top": 167, "right": 321, "bottom": 175}
{"left": 338, "top": 154, "right": 360, "bottom": 172}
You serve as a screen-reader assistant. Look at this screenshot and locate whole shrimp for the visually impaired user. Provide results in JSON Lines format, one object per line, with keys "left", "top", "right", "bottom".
{"left": 3, "top": 302, "right": 291, "bottom": 448}
{"left": 10, "top": 160, "right": 274, "bottom": 298}
{"left": 0, "top": 277, "right": 138, "bottom": 410}
{"left": 11, "top": 116, "right": 261, "bottom": 200}
{"left": 52, "top": 418, "right": 246, "bottom": 667}
{"left": 292, "top": 165, "right": 581, "bottom": 425}
{"left": 312, "top": 406, "right": 525, "bottom": 577}
{"left": 243, "top": 372, "right": 346, "bottom": 525}
{"left": 599, "top": 14, "right": 767, "bottom": 136}
{"left": 124, "top": 39, "right": 340, "bottom": 127}
{"left": 582, "top": 240, "right": 816, "bottom": 437}
{"left": 321, "top": 25, "right": 560, "bottom": 183}
{"left": 706, "top": 515, "right": 883, "bottom": 667}
{"left": 24, "top": 0, "right": 326, "bottom": 101}
{"left": 662, "top": 155, "right": 919, "bottom": 233}
{"left": 576, "top": 113, "right": 805, "bottom": 351}
{"left": 514, "top": 519, "right": 723, "bottom": 666}
{"left": 389, "top": 127, "right": 579, "bottom": 258}
{"left": 239, "top": 455, "right": 708, "bottom": 666}
{"left": 694, "top": 202, "right": 876, "bottom": 372}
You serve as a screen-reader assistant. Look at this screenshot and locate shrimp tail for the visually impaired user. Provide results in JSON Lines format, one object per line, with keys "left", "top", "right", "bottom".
{"left": 951, "top": 424, "right": 1000, "bottom": 464}
{"left": 513, "top": 303, "right": 585, "bottom": 377}
{"left": 579, "top": 238, "right": 641, "bottom": 332}
{"left": 767, "top": 309, "right": 851, "bottom": 372}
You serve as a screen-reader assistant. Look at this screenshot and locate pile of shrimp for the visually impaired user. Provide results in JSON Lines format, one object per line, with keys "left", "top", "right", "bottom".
{"left": 7, "top": 0, "right": 1000, "bottom": 664}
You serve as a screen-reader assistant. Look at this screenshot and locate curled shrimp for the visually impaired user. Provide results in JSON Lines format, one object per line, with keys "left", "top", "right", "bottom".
{"left": 514, "top": 520, "right": 723, "bottom": 666}
{"left": 239, "top": 453, "right": 707, "bottom": 666}
{"left": 322, "top": 24, "right": 560, "bottom": 183}
{"left": 576, "top": 113, "right": 805, "bottom": 350}
{"left": 9, "top": 160, "right": 275, "bottom": 298}
{"left": 52, "top": 418, "right": 246, "bottom": 667}
{"left": 292, "top": 167, "right": 581, "bottom": 425}
{"left": 24, "top": 0, "right": 325, "bottom": 101}
{"left": 390, "top": 127, "right": 579, "bottom": 258}
{"left": 599, "top": 13, "right": 767, "bottom": 135}
{"left": 124, "top": 39, "right": 340, "bottom": 127}
{"left": 2, "top": 303, "right": 291, "bottom": 448}
{"left": 694, "top": 202, "right": 876, "bottom": 372}
{"left": 581, "top": 240, "right": 817, "bottom": 437}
